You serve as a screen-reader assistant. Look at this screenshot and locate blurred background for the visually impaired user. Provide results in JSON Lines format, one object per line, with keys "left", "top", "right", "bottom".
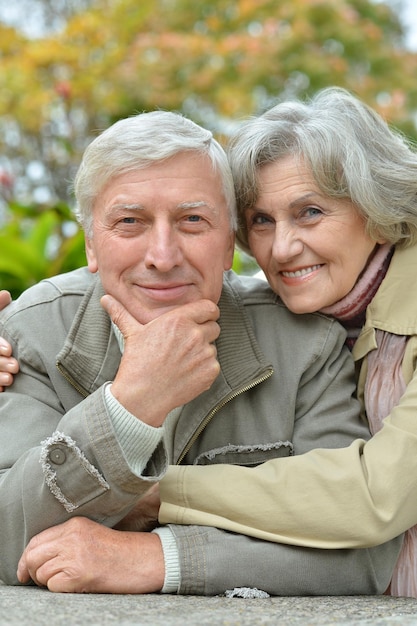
{"left": 1, "top": 0, "right": 417, "bottom": 296}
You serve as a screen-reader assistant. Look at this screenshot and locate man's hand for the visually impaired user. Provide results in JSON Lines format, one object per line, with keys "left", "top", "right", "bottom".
{"left": 17, "top": 517, "right": 165, "bottom": 594}
{"left": 101, "top": 295, "right": 221, "bottom": 426}
{"left": 0, "top": 291, "right": 19, "bottom": 392}
{"left": 114, "top": 484, "right": 161, "bottom": 532}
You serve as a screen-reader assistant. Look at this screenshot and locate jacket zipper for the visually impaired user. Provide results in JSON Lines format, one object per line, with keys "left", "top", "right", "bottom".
{"left": 176, "top": 367, "right": 273, "bottom": 464}
{"left": 56, "top": 361, "right": 274, "bottom": 464}
{"left": 56, "top": 362, "right": 89, "bottom": 398}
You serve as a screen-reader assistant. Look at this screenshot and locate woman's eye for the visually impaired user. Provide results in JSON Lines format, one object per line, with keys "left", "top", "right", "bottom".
{"left": 302, "top": 206, "right": 323, "bottom": 218}
{"left": 250, "top": 213, "right": 273, "bottom": 226}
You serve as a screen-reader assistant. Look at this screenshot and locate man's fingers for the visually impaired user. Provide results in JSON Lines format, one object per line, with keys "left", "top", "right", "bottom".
{"left": 183, "top": 299, "right": 220, "bottom": 325}
{"left": 16, "top": 555, "right": 30, "bottom": 583}
{"left": 100, "top": 294, "right": 128, "bottom": 325}
{"left": 100, "top": 294, "right": 143, "bottom": 337}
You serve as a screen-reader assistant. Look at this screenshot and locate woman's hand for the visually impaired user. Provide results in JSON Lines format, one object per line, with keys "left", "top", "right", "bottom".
{"left": 0, "top": 291, "right": 18, "bottom": 392}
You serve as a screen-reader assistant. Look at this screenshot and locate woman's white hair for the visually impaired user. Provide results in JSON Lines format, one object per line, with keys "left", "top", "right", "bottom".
{"left": 229, "top": 87, "right": 417, "bottom": 253}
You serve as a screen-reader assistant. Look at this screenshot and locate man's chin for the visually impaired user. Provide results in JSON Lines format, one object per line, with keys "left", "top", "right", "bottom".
{"left": 129, "top": 302, "right": 184, "bottom": 325}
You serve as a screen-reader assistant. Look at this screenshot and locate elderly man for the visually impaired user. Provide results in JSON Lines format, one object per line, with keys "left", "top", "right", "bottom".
{"left": 0, "top": 111, "right": 401, "bottom": 595}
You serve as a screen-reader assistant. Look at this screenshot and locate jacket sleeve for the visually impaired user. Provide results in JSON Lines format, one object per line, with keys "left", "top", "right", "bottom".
{"left": 156, "top": 317, "right": 404, "bottom": 594}
{"left": 170, "top": 525, "right": 402, "bottom": 596}
{"left": 0, "top": 373, "right": 167, "bottom": 585}
{"left": 160, "top": 360, "right": 417, "bottom": 550}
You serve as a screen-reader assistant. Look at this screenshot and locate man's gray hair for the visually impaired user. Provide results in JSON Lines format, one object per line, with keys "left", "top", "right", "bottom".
{"left": 74, "top": 110, "right": 237, "bottom": 236}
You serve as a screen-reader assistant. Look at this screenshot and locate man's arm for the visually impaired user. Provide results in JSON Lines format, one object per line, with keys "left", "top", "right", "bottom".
{"left": 171, "top": 525, "right": 401, "bottom": 596}
{"left": 0, "top": 282, "right": 220, "bottom": 586}
{"left": 15, "top": 513, "right": 402, "bottom": 596}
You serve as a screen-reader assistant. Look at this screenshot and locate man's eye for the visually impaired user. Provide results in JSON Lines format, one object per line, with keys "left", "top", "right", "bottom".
{"left": 186, "top": 215, "right": 202, "bottom": 222}
{"left": 121, "top": 217, "right": 137, "bottom": 224}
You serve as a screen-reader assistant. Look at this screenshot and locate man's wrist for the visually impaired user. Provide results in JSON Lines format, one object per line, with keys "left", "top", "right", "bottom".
{"left": 104, "top": 383, "right": 163, "bottom": 474}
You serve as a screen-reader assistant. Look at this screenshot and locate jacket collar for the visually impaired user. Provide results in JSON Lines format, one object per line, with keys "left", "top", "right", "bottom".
{"left": 57, "top": 271, "right": 271, "bottom": 398}
{"left": 56, "top": 275, "right": 121, "bottom": 396}
{"left": 353, "top": 244, "right": 417, "bottom": 359}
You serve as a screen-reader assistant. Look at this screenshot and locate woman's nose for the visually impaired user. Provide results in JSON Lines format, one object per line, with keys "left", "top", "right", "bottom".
{"left": 271, "top": 225, "right": 304, "bottom": 263}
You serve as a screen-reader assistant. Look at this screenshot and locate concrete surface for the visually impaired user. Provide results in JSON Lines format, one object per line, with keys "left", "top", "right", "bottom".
{"left": 2, "top": 585, "right": 417, "bottom": 626}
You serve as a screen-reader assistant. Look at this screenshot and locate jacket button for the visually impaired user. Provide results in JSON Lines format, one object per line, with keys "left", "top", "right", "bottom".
{"left": 49, "top": 446, "right": 66, "bottom": 465}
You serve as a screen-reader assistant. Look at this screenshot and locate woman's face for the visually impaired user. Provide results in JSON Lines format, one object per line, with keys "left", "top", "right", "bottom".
{"left": 246, "top": 156, "right": 381, "bottom": 313}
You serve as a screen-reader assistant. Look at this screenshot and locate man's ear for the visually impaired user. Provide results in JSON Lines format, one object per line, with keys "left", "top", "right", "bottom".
{"left": 223, "top": 232, "right": 236, "bottom": 271}
{"left": 85, "top": 237, "right": 98, "bottom": 274}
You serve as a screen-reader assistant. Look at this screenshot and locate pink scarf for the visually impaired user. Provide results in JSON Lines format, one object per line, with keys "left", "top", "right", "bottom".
{"left": 322, "top": 244, "right": 413, "bottom": 597}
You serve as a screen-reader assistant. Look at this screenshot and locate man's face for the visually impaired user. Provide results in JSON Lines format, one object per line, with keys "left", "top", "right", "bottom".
{"left": 85, "top": 152, "right": 235, "bottom": 324}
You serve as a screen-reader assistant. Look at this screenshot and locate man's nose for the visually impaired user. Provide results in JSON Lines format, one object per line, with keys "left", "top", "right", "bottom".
{"left": 271, "top": 224, "right": 304, "bottom": 263}
{"left": 144, "top": 224, "right": 183, "bottom": 271}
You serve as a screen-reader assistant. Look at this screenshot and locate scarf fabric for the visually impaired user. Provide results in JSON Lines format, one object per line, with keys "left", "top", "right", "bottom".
{"left": 321, "top": 244, "right": 413, "bottom": 597}
{"left": 320, "top": 244, "right": 394, "bottom": 349}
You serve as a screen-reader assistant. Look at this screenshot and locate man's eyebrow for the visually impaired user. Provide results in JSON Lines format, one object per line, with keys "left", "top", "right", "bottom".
{"left": 178, "top": 201, "right": 216, "bottom": 211}
{"left": 110, "top": 203, "right": 145, "bottom": 210}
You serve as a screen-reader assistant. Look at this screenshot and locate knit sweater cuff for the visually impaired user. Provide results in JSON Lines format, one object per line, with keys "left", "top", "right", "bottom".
{"left": 104, "top": 383, "right": 163, "bottom": 476}
{"left": 152, "top": 526, "right": 181, "bottom": 593}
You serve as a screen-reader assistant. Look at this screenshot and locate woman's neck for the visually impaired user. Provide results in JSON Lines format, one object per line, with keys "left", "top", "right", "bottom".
{"left": 320, "top": 243, "right": 394, "bottom": 327}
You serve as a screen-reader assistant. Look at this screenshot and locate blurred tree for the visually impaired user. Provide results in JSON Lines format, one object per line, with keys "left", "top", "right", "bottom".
{"left": 0, "top": 200, "right": 86, "bottom": 298}
{"left": 0, "top": 0, "right": 417, "bottom": 292}
{"left": 0, "top": 0, "right": 416, "bottom": 207}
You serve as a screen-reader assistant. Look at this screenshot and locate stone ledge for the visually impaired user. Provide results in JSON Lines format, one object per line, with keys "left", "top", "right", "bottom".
{"left": 1, "top": 585, "right": 417, "bottom": 625}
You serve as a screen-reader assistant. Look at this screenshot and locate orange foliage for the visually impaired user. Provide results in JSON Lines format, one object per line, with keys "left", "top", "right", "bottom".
{"left": 0, "top": 0, "right": 416, "bottom": 201}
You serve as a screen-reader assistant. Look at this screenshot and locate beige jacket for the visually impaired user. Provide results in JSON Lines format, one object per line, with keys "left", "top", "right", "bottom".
{"left": 160, "top": 244, "right": 417, "bottom": 549}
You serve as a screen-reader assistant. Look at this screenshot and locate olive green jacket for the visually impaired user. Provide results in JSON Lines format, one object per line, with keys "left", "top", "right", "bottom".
{"left": 160, "top": 245, "right": 417, "bottom": 553}
{"left": 0, "top": 268, "right": 401, "bottom": 594}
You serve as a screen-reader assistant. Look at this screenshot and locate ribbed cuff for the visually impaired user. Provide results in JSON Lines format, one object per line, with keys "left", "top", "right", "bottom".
{"left": 104, "top": 383, "right": 163, "bottom": 475}
{"left": 152, "top": 526, "right": 181, "bottom": 594}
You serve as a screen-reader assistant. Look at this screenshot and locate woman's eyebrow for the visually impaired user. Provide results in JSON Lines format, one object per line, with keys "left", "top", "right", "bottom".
{"left": 288, "top": 193, "right": 320, "bottom": 209}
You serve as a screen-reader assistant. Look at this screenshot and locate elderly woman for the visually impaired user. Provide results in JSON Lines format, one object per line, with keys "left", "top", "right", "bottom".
{"left": 2, "top": 89, "right": 417, "bottom": 595}
{"left": 159, "top": 87, "right": 417, "bottom": 597}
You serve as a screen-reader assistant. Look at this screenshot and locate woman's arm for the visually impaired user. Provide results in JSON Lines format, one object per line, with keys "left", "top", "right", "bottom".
{"left": 160, "top": 373, "right": 417, "bottom": 549}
